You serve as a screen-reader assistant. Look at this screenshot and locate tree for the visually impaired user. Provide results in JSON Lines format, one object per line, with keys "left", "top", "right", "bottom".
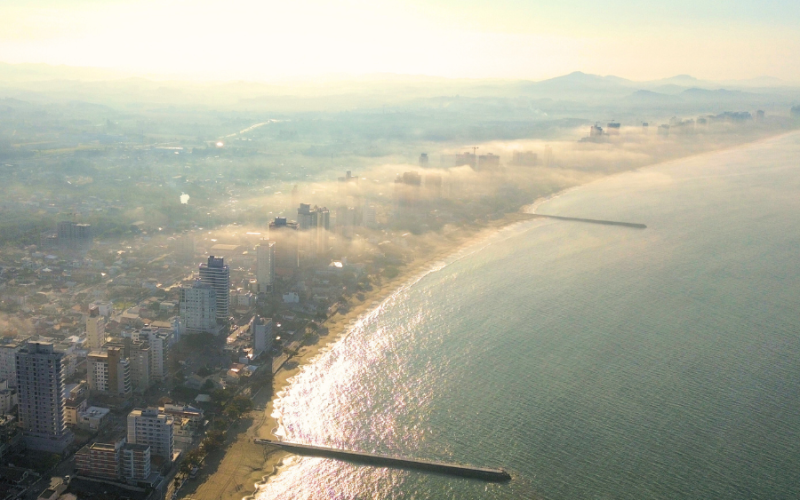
{"left": 224, "top": 406, "right": 241, "bottom": 421}
{"left": 231, "top": 395, "right": 253, "bottom": 413}
{"left": 183, "top": 448, "right": 204, "bottom": 467}
{"left": 179, "top": 461, "right": 193, "bottom": 475}
{"left": 202, "top": 430, "right": 225, "bottom": 453}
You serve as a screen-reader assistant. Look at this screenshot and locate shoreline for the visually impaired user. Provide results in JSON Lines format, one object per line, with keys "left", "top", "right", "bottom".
{"left": 179, "top": 129, "right": 799, "bottom": 500}
{"left": 178, "top": 211, "right": 539, "bottom": 500}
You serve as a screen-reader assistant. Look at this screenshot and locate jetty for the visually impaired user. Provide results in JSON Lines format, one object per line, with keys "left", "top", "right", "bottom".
{"left": 534, "top": 214, "right": 647, "bottom": 229}
{"left": 254, "top": 439, "right": 511, "bottom": 482}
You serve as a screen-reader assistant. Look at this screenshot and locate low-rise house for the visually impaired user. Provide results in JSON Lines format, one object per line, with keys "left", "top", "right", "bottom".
{"left": 78, "top": 406, "right": 111, "bottom": 430}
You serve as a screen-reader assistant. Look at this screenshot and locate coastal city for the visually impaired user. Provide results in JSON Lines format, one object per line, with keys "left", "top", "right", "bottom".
{"left": 3, "top": 1, "right": 800, "bottom": 498}
{"left": 0, "top": 59, "right": 799, "bottom": 500}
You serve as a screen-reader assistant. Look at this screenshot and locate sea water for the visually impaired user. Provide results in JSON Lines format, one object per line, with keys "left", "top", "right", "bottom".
{"left": 256, "top": 132, "right": 800, "bottom": 499}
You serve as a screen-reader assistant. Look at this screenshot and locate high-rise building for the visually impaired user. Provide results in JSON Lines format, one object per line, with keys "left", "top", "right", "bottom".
{"left": 419, "top": 153, "right": 429, "bottom": 168}
{"left": 87, "top": 346, "right": 132, "bottom": 397}
{"left": 256, "top": 241, "right": 275, "bottom": 294}
{"left": 127, "top": 408, "right": 174, "bottom": 461}
{"left": 297, "top": 203, "right": 315, "bottom": 231}
{"left": 86, "top": 306, "right": 105, "bottom": 349}
{"left": 315, "top": 207, "right": 330, "bottom": 255}
{"left": 479, "top": 153, "right": 500, "bottom": 170}
{"left": 337, "top": 170, "right": 358, "bottom": 185}
{"left": 252, "top": 316, "right": 273, "bottom": 354}
{"left": 133, "top": 326, "right": 170, "bottom": 383}
{"left": 362, "top": 203, "right": 377, "bottom": 228}
{"left": 128, "top": 340, "right": 151, "bottom": 392}
{"left": 0, "top": 337, "right": 29, "bottom": 388}
{"left": 57, "top": 221, "right": 93, "bottom": 250}
{"left": 393, "top": 172, "right": 422, "bottom": 212}
{"left": 455, "top": 152, "right": 478, "bottom": 168}
{"left": 297, "top": 204, "right": 330, "bottom": 258}
{"left": 335, "top": 206, "right": 356, "bottom": 239}
{"left": 269, "top": 217, "right": 299, "bottom": 275}
{"left": 454, "top": 151, "right": 503, "bottom": 170}
{"left": 423, "top": 174, "right": 443, "bottom": 200}
{"left": 179, "top": 281, "right": 218, "bottom": 334}
{"left": 15, "top": 342, "right": 74, "bottom": 453}
{"left": 199, "top": 256, "right": 230, "bottom": 322}
{"left": 511, "top": 151, "right": 539, "bottom": 166}
{"left": 337, "top": 171, "right": 361, "bottom": 199}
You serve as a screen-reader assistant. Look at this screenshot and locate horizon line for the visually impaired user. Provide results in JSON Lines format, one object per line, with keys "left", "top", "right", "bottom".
{"left": 0, "top": 61, "right": 794, "bottom": 87}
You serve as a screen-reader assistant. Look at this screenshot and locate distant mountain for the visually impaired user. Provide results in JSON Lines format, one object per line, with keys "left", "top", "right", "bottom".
{"left": 719, "top": 76, "right": 784, "bottom": 88}
{"left": 516, "top": 71, "right": 635, "bottom": 101}
{"left": 640, "top": 74, "right": 788, "bottom": 91}
{"left": 533, "top": 71, "right": 631, "bottom": 89}
{"left": 653, "top": 74, "right": 701, "bottom": 86}
{"left": 623, "top": 89, "right": 681, "bottom": 103}
{"left": 680, "top": 87, "right": 755, "bottom": 101}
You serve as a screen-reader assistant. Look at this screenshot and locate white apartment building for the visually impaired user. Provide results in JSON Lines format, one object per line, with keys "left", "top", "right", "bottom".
{"left": 256, "top": 241, "right": 275, "bottom": 293}
{"left": 253, "top": 316, "right": 273, "bottom": 354}
{"left": 15, "top": 342, "right": 74, "bottom": 453}
{"left": 179, "top": 281, "right": 218, "bottom": 334}
{"left": 133, "top": 326, "right": 170, "bottom": 383}
{"left": 198, "top": 255, "right": 230, "bottom": 321}
{"left": 121, "top": 442, "right": 152, "bottom": 480}
{"left": 0, "top": 337, "right": 29, "bottom": 388}
{"left": 127, "top": 408, "right": 174, "bottom": 461}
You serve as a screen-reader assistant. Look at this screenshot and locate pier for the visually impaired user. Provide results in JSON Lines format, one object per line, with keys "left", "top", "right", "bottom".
{"left": 534, "top": 214, "right": 647, "bottom": 229}
{"left": 254, "top": 439, "right": 511, "bottom": 482}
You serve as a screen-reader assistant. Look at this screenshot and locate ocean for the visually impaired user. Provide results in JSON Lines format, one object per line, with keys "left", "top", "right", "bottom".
{"left": 256, "top": 132, "right": 800, "bottom": 499}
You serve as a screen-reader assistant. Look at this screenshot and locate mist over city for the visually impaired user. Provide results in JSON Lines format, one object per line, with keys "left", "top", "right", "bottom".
{"left": 1, "top": 1, "right": 800, "bottom": 499}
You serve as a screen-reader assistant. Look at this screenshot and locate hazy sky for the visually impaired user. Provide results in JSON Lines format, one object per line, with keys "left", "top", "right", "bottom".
{"left": 1, "top": 0, "right": 798, "bottom": 82}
